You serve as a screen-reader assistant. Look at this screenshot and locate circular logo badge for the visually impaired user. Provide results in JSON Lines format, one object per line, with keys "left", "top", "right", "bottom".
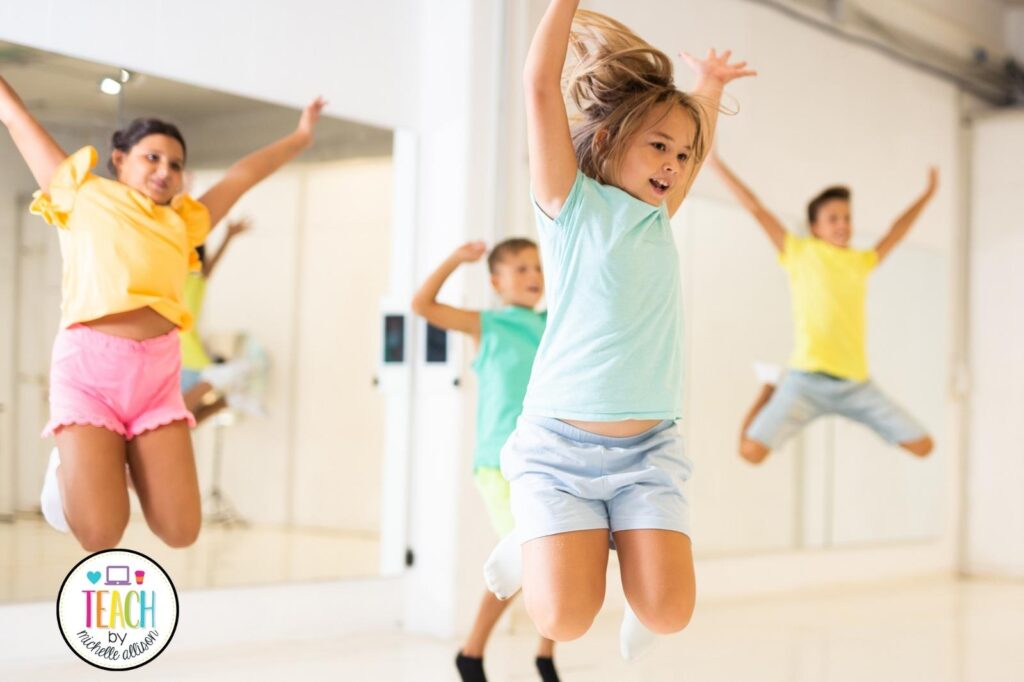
{"left": 56, "top": 549, "right": 178, "bottom": 670}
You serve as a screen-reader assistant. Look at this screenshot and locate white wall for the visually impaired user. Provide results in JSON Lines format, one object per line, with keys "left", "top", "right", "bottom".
{"left": 966, "top": 110, "right": 1024, "bottom": 579}
{"left": 0, "top": 0, "right": 420, "bottom": 131}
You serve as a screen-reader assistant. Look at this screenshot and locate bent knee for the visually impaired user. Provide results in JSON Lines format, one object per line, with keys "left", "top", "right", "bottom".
{"left": 902, "top": 436, "right": 934, "bottom": 457}
{"left": 73, "top": 519, "right": 128, "bottom": 552}
{"left": 630, "top": 596, "right": 694, "bottom": 635}
{"left": 151, "top": 517, "right": 201, "bottom": 548}
{"left": 739, "top": 438, "right": 770, "bottom": 465}
{"left": 527, "top": 600, "right": 600, "bottom": 642}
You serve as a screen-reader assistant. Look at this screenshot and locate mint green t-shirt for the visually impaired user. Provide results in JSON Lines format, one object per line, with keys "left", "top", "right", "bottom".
{"left": 471, "top": 306, "right": 547, "bottom": 470}
{"left": 522, "top": 170, "right": 683, "bottom": 421}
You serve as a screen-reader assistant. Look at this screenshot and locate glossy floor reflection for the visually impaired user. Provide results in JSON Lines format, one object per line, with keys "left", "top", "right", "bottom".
{"left": 3, "top": 576, "right": 1022, "bottom": 681}
{"left": 0, "top": 515, "right": 379, "bottom": 602}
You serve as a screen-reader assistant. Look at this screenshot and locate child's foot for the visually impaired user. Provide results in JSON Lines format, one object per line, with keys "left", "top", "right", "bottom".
{"left": 620, "top": 602, "right": 657, "bottom": 661}
{"left": 483, "top": 531, "right": 522, "bottom": 600}
{"left": 753, "top": 361, "right": 783, "bottom": 386}
{"left": 536, "top": 656, "right": 560, "bottom": 682}
{"left": 40, "top": 447, "right": 70, "bottom": 533}
{"left": 455, "top": 651, "right": 486, "bottom": 682}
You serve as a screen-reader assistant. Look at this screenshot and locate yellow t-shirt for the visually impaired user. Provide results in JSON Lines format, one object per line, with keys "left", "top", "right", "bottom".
{"left": 780, "top": 232, "right": 878, "bottom": 381}
{"left": 179, "top": 273, "right": 212, "bottom": 370}
{"left": 29, "top": 146, "right": 211, "bottom": 331}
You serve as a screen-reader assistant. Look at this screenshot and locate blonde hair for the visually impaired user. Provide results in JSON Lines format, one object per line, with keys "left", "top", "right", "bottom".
{"left": 566, "top": 10, "right": 709, "bottom": 186}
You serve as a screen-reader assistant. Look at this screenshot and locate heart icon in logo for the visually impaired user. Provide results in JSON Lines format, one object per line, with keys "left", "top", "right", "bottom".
{"left": 86, "top": 571, "right": 101, "bottom": 584}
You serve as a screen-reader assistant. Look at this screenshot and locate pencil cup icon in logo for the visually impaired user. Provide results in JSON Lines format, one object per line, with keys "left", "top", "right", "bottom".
{"left": 56, "top": 549, "right": 178, "bottom": 670}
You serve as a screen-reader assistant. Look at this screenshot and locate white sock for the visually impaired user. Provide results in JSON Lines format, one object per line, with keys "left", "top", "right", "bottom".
{"left": 40, "top": 447, "right": 70, "bottom": 533}
{"left": 753, "top": 361, "right": 783, "bottom": 386}
{"left": 620, "top": 601, "right": 657, "bottom": 661}
{"left": 483, "top": 531, "right": 522, "bottom": 600}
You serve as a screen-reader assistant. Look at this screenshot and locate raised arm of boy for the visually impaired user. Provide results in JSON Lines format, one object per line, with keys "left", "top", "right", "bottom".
{"left": 875, "top": 167, "right": 938, "bottom": 263}
{"left": 411, "top": 241, "right": 487, "bottom": 341}
{"left": 707, "top": 151, "right": 787, "bottom": 252}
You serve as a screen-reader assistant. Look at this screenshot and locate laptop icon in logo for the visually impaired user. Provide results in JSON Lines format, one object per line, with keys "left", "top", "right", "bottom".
{"left": 104, "top": 565, "right": 131, "bottom": 586}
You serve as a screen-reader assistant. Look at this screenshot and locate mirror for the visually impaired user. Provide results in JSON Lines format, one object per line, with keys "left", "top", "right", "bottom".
{"left": 0, "top": 42, "right": 405, "bottom": 602}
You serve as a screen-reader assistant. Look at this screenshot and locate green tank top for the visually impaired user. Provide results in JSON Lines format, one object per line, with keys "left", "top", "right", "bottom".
{"left": 471, "top": 306, "right": 547, "bottom": 470}
{"left": 179, "top": 272, "right": 212, "bottom": 370}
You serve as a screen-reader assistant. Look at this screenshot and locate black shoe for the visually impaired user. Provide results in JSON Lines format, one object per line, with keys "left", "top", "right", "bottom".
{"left": 456, "top": 651, "right": 486, "bottom": 682}
{"left": 536, "top": 655, "right": 560, "bottom": 682}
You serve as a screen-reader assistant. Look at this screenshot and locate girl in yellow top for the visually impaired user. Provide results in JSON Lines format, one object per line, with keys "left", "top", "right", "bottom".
{"left": 708, "top": 152, "right": 937, "bottom": 465}
{"left": 0, "top": 74, "right": 324, "bottom": 551}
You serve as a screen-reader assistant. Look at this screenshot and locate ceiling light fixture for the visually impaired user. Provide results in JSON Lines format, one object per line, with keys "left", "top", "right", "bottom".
{"left": 99, "top": 77, "right": 122, "bottom": 95}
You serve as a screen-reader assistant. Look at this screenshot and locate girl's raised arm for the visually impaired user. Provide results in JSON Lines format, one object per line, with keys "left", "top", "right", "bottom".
{"left": 668, "top": 49, "right": 756, "bottom": 215}
{"left": 524, "top": 0, "right": 580, "bottom": 220}
{"left": 198, "top": 97, "right": 325, "bottom": 226}
{"left": 0, "top": 76, "right": 67, "bottom": 191}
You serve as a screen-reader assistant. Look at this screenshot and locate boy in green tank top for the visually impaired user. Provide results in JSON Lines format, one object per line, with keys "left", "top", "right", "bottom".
{"left": 412, "top": 239, "right": 556, "bottom": 682}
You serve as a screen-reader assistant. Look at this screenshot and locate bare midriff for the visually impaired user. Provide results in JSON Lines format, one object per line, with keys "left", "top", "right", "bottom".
{"left": 561, "top": 418, "right": 663, "bottom": 438}
{"left": 82, "top": 307, "right": 177, "bottom": 340}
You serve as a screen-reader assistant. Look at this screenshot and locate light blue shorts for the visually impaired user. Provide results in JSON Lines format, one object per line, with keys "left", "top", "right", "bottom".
{"left": 180, "top": 368, "right": 202, "bottom": 393}
{"left": 500, "top": 416, "right": 693, "bottom": 543}
{"left": 746, "top": 370, "right": 928, "bottom": 449}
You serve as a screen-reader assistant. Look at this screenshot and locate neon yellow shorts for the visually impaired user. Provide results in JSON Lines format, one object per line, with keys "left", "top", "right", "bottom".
{"left": 473, "top": 467, "right": 515, "bottom": 537}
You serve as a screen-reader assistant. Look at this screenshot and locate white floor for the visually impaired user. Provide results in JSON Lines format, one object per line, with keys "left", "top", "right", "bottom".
{"left": 3, "top": 576, "right": 1022, "bottom": 681}
{"left": 0, "top": 516, "right": 379, "bottom": 602}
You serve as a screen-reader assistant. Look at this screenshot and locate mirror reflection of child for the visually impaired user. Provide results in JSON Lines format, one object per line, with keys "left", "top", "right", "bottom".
{"left": 0, "top": 73, "right": 324, "bottom": 550}
{"left": 709, "top": 153, "right": 936, "bottom": 463}
{"left": 180, "top": 217, "right": 266, "bottom": 424}
{"left": 411, "top": 239, "right": 557, "bottom": 682}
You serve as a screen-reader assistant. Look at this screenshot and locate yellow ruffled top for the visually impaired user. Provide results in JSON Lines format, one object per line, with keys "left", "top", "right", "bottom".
{"left": 30, "top": 146, "right": 211, "bottom": 331}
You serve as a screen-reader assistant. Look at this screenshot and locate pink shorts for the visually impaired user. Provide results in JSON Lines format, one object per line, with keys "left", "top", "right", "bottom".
{"left": 43, "top": 325, "right": 196, "bottom": 440}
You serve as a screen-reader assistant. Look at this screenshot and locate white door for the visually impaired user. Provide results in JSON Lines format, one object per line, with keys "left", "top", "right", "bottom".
{"left": 15, "top": 198, "right": 62, "bottom": 511}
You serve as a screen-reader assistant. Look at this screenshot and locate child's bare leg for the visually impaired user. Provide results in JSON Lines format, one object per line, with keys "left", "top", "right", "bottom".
{"left": 739, "top": 385, "right": 774, "bottom": 464}
{"left": 127, "top": 420, "right": 201, "bottom": 548}
{"left": 522, "top": 529, "right": 609, "bottom": 642}
{"left": 54, "top": 426, "right": 130, "bottom": 551}
{"left": 615, "top": 529, "right": 695, "bottom": 634}
{"left": 900, "top": 435, "right": 934, "bottom": 457}
{"left": 462, "top": 589, "right": 514, "bottom": 657}
{"left": 537, "top": 636, "right": 555, "bottom": 657}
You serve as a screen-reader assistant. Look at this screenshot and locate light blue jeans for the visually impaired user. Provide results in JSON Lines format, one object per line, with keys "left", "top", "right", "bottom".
{"left": 747, "top": 370, "right": 927, "bottom": 448}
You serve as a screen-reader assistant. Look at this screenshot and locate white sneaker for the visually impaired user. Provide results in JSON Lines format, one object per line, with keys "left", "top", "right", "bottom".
{"left": 40, "top": 447, "right": 70, "bottom": 533}
{"left": 753, "top": 361, "right": 783, "bottom": 386}
{"left": 483, "top": 531, "right": 522, "bottom": 600}
{"left": 620, "top": 601, "right": 657, "bottom": 661}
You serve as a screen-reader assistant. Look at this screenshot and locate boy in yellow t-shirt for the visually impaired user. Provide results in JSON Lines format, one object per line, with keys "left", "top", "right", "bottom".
{"left": 710, "top": 153, "right": 937, "bottom": 464}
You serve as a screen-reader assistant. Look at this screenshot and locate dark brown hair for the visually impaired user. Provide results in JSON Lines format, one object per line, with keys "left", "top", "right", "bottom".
{"left": 108, "top": 118, "right": 187, "bottom": 175}
{"left": 807, "top": 186, "right": 851, "bottom": 225}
